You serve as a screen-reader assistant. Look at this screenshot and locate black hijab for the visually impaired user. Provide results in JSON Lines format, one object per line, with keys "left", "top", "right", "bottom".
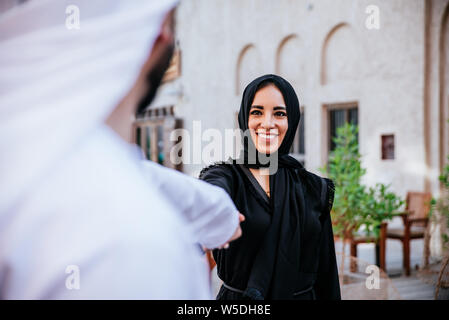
{"left": 236, "top": 74, "right": 307, "bottom": 300}
{"left": 237, "top": 74, "right": 301, "bottom": 168}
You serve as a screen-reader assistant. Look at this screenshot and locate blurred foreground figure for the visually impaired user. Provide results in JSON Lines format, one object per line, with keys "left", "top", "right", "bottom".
{"left": 0, "top": 0, "right": 240, "bottom": 299}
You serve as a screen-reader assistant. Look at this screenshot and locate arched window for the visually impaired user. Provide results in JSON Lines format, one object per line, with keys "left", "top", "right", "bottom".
{"left": 321, "top": 23, "right": 361, "bottom": 85}
{"left": 276, "top": 34, "right": 303, "bottom": 92}
{"left": 236, "top": 44, "right": 262, "bottom": 95}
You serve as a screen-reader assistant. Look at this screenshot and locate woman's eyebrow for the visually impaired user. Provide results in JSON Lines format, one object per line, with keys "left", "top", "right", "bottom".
{"left": 250, "top": 105, "right": 264, "bottom": 109}
{"left": 273, "top": 106, "right": 286, "bottom": 110}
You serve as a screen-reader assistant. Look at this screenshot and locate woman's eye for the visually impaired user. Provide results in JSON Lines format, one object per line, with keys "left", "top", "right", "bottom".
{"left": 275, "top": 111, "right": 287, "bottom": 117}
{"left": 250, "top": 110, "right": 262, "bottom": 115}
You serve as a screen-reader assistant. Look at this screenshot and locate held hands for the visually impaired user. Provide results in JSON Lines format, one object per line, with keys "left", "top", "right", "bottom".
{"left": 217, "top": 213, "right": 245, "bottom": 249}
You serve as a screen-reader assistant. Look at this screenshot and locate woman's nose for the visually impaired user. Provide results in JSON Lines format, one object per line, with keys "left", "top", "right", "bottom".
{"left": 261, "top": 113, "right": 275, "bottom": 128}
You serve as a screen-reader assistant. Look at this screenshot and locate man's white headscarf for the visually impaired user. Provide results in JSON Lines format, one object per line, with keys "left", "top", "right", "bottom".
{"left": 0, "top": 0, "right": 177, "bottom": 213}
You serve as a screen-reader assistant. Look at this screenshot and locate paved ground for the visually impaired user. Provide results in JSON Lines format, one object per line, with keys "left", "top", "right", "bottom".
{"left": 334, "top": 237, "right": 438, "bottom": 299}
{"left": 391, "top": 274, "right": 436, "bottom": 300}
{"left": 333, "top": 216, "right": 449, "bottom": 300}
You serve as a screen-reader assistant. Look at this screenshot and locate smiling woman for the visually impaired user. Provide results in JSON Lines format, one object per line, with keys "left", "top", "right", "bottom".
{"left": 199, "top": 74, "right": 341, "bottom": 300}
{"left": 247, "top": 83, "right": 289, "bottom": 197}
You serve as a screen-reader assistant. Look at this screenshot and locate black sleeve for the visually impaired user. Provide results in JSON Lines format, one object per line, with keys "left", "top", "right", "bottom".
{"left": 314, "top": 178, "right": 341, "bottom": 300}
{"left": 199, "top": 164, "right": 234, "bottom": 198}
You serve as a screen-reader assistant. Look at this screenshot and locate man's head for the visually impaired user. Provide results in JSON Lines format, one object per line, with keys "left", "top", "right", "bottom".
{"left": 135, "top": 8, "right": 176, "bottom": 115}
{"left": 105, "top": 7, "right": 177, "bottom": 141}
{"left": 0, "top": 1, "right": 180, "bottom": 212}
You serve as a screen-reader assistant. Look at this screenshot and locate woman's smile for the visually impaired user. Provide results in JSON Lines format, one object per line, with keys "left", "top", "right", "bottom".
{"left": 256, "top": 130, "right": 279, "bottom": 143}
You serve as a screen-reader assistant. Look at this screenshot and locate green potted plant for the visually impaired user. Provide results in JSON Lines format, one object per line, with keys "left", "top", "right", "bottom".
{"left": 320, "top": 123, "right": 367, "bottom": 278}
{"left": 321, "top": 123, "right": 404, "bottom": 273}
{"left": 321, "top": 123, "right": 366, "bottom": 240}
{"left": 362, "top": 183, "right": 404, "bottom": 239}
{"left": 360, "top": 183, "right": 404, "bottom": 266}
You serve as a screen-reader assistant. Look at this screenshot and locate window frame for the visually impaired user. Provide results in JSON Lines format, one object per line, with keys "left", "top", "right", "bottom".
{"left": 323, "top": 101, "right": 359, "bottom": 164}
{"left": 133, "top": 106, "right": 183, "bottom": 171}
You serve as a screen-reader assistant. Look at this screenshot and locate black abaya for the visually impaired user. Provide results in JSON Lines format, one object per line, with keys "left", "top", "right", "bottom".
{"left": 200, "top": 163, "right": 340, "bottom": 300}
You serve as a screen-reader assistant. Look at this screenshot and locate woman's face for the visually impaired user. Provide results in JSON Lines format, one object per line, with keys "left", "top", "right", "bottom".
{"left": 248, "top": 84, "right": 288, "bottom": 154}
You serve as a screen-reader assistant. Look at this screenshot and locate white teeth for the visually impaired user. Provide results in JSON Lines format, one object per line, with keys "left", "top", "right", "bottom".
{"left": 257, "top": 133, "right": 277, "bottom": 139}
